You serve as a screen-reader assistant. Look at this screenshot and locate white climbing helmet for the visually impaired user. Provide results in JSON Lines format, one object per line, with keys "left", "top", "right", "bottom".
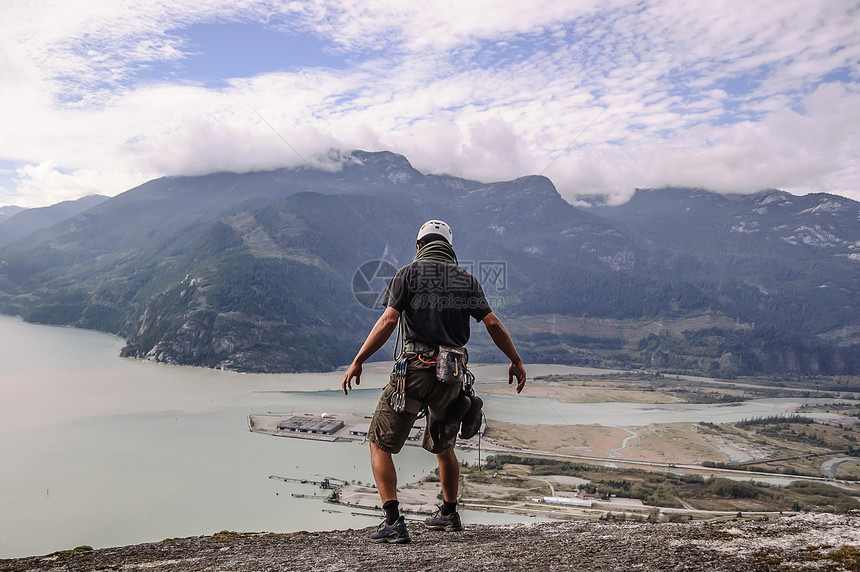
{"left": 416, "top": 220, "right": 453, "bottom": 245}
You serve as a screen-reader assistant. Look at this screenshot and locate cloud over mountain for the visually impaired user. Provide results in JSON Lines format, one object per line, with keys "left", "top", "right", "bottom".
{"left": 1, "top": 0, "right": 858, "bottom": 207}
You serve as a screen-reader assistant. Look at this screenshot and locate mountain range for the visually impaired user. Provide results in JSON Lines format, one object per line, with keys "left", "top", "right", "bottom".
{"left": 0, "top": 195, "right": 108, "bottom": 247}
{"left": 0, "top": 151, "right": 857, "bottom": 375}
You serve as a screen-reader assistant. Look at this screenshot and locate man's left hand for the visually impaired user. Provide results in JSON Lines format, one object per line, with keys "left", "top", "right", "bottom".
{"left": 342, "top": 363, "right": 362, "bottom": 395}
{"left": 509, "top": 361, "right": 527, "bottom": 394}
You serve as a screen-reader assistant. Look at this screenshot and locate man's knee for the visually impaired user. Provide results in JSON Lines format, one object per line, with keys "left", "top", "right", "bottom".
{"left": 437, "top": 449, "right": 458, "bottom": 465}
{"left": 371, "top": 441, "right": 392, "bottom": 459}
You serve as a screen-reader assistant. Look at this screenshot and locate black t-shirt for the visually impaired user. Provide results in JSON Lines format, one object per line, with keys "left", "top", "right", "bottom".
{"left": 383, "top": 259, "right": 492, "bottom": 348}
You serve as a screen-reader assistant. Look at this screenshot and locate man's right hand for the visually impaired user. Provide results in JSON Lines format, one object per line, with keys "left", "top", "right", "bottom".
{"left": 509, "top": 361, "right": 527, "bottom": 394}
{"left": 341, "top": 307, "right": 400, "bottom": 395}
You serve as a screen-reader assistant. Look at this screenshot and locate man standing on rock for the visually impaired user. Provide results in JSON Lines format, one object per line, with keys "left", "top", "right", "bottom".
{"left": 342, "top": 220, "right": 527, "bottom": 544}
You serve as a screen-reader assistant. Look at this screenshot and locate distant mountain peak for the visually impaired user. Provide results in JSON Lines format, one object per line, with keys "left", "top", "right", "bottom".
{"left": 348, "top": 150, "right": 415, "bottom": 172}
{"left": 344, "top": 150, "right": 421, "bottom": 185}
{"left": 0, "top": 194, "right": 109, "bottom": 247}
{"left": 512, "top": 174, "right": 555, "bottom": 187}
{"left": 798, "top": 194, "right": 855, "bottom": 215}
{"left": 0, "top": 205, "right": 26, "bottom": 225}
{"left": 349, "top": 149, "right": 412, "bottom": 165}
{"left": 755, "top": 189, "right": 794, "bottom": 206}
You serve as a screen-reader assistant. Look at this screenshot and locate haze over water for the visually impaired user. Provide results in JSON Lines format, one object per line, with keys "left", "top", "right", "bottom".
{"left": 0, "top": 315, "right": 842, "bottom": 558}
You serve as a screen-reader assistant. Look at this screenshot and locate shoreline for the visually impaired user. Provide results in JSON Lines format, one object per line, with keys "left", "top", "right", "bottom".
{"left": 253, "top": 410, "right": 860, "bottom": 526}
{"left": 249, "top": 411, "right": 860, "bottom": 484}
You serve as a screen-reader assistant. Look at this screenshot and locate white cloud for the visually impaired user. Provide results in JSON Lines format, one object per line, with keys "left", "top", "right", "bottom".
{"left": 136, "top": 117, "right": 343, "bottom": 175}
{"left": 8, "top": 160, "right": 148, "bottom": 207}
{"left": 0, "top": 0, "right": 858, "bottom": 207}
{"left": 543, "top": 83, "right": 860, "bottom": 204}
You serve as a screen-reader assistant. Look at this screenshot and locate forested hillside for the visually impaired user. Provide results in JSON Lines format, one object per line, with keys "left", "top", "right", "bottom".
{"left": 0, "top": 152, "right": 857, "bottom": 374}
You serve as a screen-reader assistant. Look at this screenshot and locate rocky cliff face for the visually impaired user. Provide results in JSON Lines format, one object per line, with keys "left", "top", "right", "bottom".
{"left": 2, "top": 513, "right": 858, "bottom": 571}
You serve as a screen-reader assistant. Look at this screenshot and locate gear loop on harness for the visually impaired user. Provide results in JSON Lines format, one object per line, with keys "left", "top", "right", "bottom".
{"left": 388, "top": 354, "right": 408, "bottom": 413}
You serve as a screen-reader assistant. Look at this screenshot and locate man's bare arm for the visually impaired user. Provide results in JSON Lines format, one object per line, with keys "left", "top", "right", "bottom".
{"left": 481, "top": 311, "right": 527, "bottom": 393}
{"left": 341, "top": 306, "right": 401, "bottom": 395}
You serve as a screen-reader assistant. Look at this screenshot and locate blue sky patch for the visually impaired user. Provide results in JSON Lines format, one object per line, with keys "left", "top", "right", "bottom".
{"left": 0, "top": 160, "right": 19, "bottom": 199}
{"left": 140, "top": 22, "right": 347, "bottom": 87}
{"left": 820, "top": 66, "right": 854, "bottom": 84}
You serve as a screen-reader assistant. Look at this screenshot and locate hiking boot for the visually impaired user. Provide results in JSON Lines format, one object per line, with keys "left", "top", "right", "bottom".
{"left": 423, "top": 507, "right": 463, "bottom": 531}
{"left": 370, "top": 515, "right": 411, "bottom": 544}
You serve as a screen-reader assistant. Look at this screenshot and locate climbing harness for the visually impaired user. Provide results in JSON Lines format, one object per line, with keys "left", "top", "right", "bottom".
{"left": 387, "top": 237, "right": 462, "bottom": 415}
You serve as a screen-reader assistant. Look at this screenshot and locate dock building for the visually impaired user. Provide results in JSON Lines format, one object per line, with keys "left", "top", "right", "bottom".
{"left": 277, "top": 416, "right": 345, "bottom": 435}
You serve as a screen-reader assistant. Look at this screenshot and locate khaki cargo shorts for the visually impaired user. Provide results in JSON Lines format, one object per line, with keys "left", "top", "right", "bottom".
{"left": 368, "top": 357, "right": 462, "bottom": 454}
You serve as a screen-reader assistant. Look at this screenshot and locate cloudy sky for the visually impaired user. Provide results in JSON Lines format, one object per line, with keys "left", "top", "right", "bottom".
{"left": 1, "top": 0, "right": 858, "bottom": 208}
